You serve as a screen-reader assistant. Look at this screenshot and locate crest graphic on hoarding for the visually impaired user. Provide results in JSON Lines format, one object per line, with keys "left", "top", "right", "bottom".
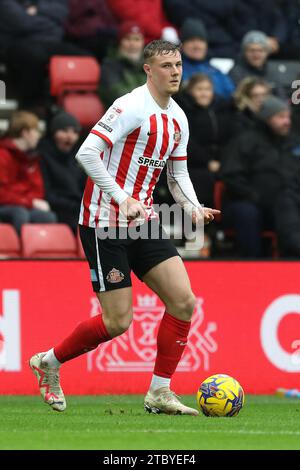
{"left": 87, "top": 294, "right": 217, "bottom": 372}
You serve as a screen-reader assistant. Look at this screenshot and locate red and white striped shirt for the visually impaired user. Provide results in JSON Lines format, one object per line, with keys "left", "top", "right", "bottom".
{"left": 78, "top": 84, "right": 191, "bottom": 227}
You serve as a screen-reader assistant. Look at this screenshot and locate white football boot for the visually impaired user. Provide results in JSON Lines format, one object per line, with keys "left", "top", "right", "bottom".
{"left": 144, "top": 387, "right": 199, "bottom": 416}
{"left": 29, "top": 352, "right": 66, "bottom": 412}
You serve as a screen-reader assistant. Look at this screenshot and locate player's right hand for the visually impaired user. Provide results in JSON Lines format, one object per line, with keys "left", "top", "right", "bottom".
{"left": 120, "top": 197, "right": 148, "bottom": 221}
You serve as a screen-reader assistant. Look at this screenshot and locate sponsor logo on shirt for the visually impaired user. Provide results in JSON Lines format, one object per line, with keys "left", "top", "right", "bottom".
{"left": 98, "top": 121, "right": 113, "bottom": 133}
{"left": 106, "top": 268, "right": 125, "bottom": 284}
{"left": 104, "top": 106, "right": 122, "bottom": 124}
{"left": 138, "top": 156, "right": 166, "bottom": 168}
{"left": 173, "top": 130, "right": 181, "bottom": 144}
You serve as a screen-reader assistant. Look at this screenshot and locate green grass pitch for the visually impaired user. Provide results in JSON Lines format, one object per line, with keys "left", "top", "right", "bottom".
{"left": 0, "top": 395, "right": 299, "bottom": 450}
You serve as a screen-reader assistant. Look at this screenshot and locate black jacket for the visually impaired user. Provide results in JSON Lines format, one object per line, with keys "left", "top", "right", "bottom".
{"left": 39, "top": 137, "right": 85, "bottom": 214}
{"left": 229, "top": 57, "right": 286, "bottom": 98}
{"left": 276, "top": 172, "right": 300, "bottom": 256}
{"left": 280, "top": 0, "right": 300, "bottom": 45}
{"left": 221, "top": 124, "right": 300, "bottom": 210}
{"left": 163, "top": 0, "right": 256, "bottom": 58}
{"left": 175, "top": 92, "right": 235, "bottom": 169}
{"left": 0, "top": 0, "right": 69, "bottom": 52}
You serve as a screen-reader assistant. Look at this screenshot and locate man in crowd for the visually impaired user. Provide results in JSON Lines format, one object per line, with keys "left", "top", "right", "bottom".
{"left": 39, "top": 111, "right": 85, "bottom": 234}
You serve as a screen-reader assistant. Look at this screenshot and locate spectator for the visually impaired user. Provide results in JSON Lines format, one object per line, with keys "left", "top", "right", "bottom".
{"left": 245, "top": 0, "right": 287, "bottom": 56}
{"left": 0, "top": 0, "right": 90, "bottom": 110}
{"left": 65, "top": 0, "right": 118, "bottom": 61}
{"left": 39, "top": 112, "right": 85, "bottom": 234}
{"left": 180, "top": 18, "right": 235, "bottom": 100}
{"left": 278, "top": 0, "right": 300, "bottom": 60}
{"left": 175, "top": 73, "right": 235, "bottom": 207}
{"left": 100, "top": 22, "right": 146, "bottom": 108}
{"left": 107, "top": 0, "right": 178, "bottom": 45}
{"left": 229, "top": 31, "right": 286, "bottom": 98}
{"left": 221, "top": 96, "right": 300, "bottom": 258}
{"left": 276, "top": 170, "right": 300, "bottom": 257}
{"left": 163, "top": 0, "right": 257, "bottom": 58}
{"left": 0, "top": 111, "right": 57, "bottom": 234}
{"left": 233, "top": 77, "right": 273, "bottom": 133}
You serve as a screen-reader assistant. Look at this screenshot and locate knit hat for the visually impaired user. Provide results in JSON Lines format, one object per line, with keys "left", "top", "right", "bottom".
{"left": 50, "top": 112, "right": 81, "bottom": 134}
{"left": 257, "top": 96, "right": 290, "bottom": 121}
{"left": 118, "top": 22, "right": 144, "bottom": 41}
{"left": 242, "top": 30, "right": 269, "bottom": 51}
{"left": 180, "top": 18, "right": 207, "bottom": 43}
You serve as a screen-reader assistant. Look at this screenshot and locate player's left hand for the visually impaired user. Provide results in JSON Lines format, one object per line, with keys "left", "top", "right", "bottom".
{"left": 192, "top": 207, "right": 221, "bottom": 225}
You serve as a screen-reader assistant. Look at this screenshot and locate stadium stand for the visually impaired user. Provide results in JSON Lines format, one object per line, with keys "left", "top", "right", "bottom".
{"left": 213, "top": 181, "right": 279, "bottom": 259}
{"left": 21, "top": 224, "right": 78, "bottom": 258}
{"left": 49, "top": 56, "right": 104, "bottom": 128}
{"left": 0, "top": 223, "right": 21, "bottom": 258}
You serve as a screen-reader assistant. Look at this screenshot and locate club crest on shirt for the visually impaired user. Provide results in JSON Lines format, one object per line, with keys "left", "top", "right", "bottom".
{"left": 105, "top": 106, "right": 122, "bottom": 124}
{"left": 106, "top": 268, "right": 125, "bottom": 283}
{"left": 173, "top": 130, "right": 181, "bottom": 144}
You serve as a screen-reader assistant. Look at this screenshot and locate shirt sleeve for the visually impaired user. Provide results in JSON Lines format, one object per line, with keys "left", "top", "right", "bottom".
{"left": 169, "top": 111, "right": 189, "bottom": 160}
{"left": 166, "top": 158, "right": 202, "bottom": 216}
{"left": 75, "top": 133, "right": 128, "bottom": 205}
{"left": 90, "top": 95, "right": 141, "bottom": 147}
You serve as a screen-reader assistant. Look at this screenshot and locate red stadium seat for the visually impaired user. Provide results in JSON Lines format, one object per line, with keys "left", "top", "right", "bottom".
{"left": 50, "top": 56, "right": 101, "bottom": 96}
{"left": 49, "top": 56, "right": 105, "bottom": 128}
{"left": 0, "top": 224, "right": 21, "bottom": 258}
{"left": 21, "top": 224, "right": 78, "bottom": 258}
{"left": 213, "top": 181, "right": 279, "bottom": 258}
{"left": 63, "top": 93, "right": 105, "bottom": 129}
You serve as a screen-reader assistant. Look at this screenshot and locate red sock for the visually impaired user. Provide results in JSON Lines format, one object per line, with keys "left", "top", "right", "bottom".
{"left": 154, "top": 311, "right": 191, "bottom": 379}
{"left": 54, "top": 314, "right": 111, "bottom": 363}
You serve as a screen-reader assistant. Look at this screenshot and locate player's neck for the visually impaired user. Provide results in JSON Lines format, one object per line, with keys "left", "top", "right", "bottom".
{"left": 146, "top": 82, "right": 171, "bottom": 110}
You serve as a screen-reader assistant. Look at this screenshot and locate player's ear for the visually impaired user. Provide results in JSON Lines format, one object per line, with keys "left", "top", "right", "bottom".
{"left": 143, "top": 63, "right": 151, "bottom": 77}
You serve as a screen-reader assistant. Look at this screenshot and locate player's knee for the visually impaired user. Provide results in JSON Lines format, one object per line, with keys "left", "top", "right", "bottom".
{"left": 114, "top": 315, "right": 132, "bottom": 335}
{"left": 103, "top": 308, "right": 133, "bottom": 337}
{"left": 168, "top": 292, "right": 196, "bottom": 321}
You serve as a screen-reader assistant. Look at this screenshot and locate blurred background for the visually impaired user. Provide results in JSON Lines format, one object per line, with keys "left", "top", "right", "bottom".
{"left": 0, "top": 0, "right": 300, "bottom": 397}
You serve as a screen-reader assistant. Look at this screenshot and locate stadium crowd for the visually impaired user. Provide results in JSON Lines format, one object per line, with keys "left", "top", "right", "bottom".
{"left": 0, "top": 0, "right": 300, "bottom": 258}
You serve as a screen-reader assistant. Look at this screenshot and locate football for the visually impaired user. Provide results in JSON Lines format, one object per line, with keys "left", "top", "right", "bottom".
{"left": 197, "top": 374, "right": 245, "bottom": 417}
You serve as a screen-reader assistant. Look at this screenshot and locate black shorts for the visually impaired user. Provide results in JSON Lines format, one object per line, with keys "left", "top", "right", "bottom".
{"left": 79, "top": 220, "right": 179, "bottom": 292}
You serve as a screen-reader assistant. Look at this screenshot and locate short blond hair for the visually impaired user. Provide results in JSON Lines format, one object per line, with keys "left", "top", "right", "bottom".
{"left": 7, "top": 111, "right": 39, "bottom": 138}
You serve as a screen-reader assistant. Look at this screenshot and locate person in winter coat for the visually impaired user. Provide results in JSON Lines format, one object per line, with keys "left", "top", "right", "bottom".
{"left": 107, "top": 0, "right": 178, "bottom": 45}
{"left": 233, "top": 76, "right": 273, "bottom": 134}
{"left": 175, "top": 73, "right": 235, "bottom": 207}
{"left": 275, "top": 168, "right": 300, "bottom": 257}
{"left": 243, "top": 0, "right": 287, "bottom": 56}
{"left": 0, "top": 0, "right": 90, "bottom": 108}
{"left": 163, "top": 0, "right": 257, "bottom": 58}
{"left": 99, "top": 22, "right": 146, "bottom": 108}
{"left": 0, "top": 111, "right": 57, "bottom": 233}
{"left": 39, "top": 112, "right": 85, "bottom": 233}
{"left": 221, "top": 96, "right": 300, "bottom": 258}
{"left": 229, "top": 31, "right": 287, "bottom": 98}
{"left": 180, "top": 18, "right": 235, "bottom": 100}
{"left": 65, "top": 0, "right": 118, "bottom": 61}
{"left": 278, "top": 0, "right": 300, "bottom": 60}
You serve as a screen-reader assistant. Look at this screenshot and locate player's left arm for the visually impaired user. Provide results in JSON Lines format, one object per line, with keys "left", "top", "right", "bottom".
{"left": 166, "top": 158, "right": 220, "bottom": 225}
{"left": 167, "top": 111, "right": 220, "bottom": 225}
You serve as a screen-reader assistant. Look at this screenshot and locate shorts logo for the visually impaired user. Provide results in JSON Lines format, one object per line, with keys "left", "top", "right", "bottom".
{"left": 174, "top": 130, "right": 181, "bottom": 144}
{"left": 98, "top": 121, "right": 113, "bottom": 133}
{"left": 106, "top": 268, "right": 125, "bottom": 283}
{"left": 105, "top": 106, "right": 122, "bottom": 124}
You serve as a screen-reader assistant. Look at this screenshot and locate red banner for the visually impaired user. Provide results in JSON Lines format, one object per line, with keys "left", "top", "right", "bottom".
{"left": 1, "top": 261, "right": 300, "bottom": 395}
